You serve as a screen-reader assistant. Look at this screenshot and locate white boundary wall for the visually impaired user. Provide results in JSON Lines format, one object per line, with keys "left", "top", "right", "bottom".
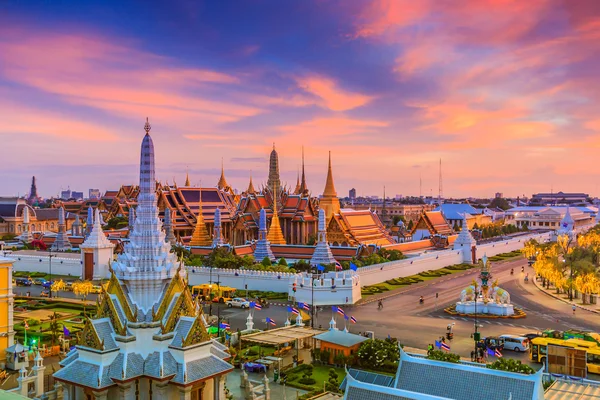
{"left": 8, "top": 254, "right": 82, "bottom": 277}
{"left": 187, "top": 267, "right": 294, "bottom": 293}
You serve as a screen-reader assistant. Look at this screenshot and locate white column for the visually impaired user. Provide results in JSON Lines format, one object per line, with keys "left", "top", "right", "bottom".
{"left": 179, "top": 386, "right": 192, "bottom": 400}
{"left": 154, "top": 382, "right": 169, "bottom": 399}
{"left": 116, "top": 382, "right": 134, "bottom": 400}
{"left": 92, "top": 389, "right": 109, "bottom": 400}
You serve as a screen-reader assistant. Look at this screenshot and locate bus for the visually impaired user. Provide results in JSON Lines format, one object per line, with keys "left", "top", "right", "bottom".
{"left": 529, "top": 337, "right": 600, "bottom": 374}
{"left": 191, "top": 284, "right": 236, "bottom": 303}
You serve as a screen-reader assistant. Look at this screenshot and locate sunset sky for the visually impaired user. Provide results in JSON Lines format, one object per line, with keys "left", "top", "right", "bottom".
{"left": 1, "top": 1, "right": 600, "bottom": 199}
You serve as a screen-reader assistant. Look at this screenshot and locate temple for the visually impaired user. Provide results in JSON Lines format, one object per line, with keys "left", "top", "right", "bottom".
{"left": 50, "top": 206, "right": 72, "bottom": 251}
{"left": 411, "top": 210, "right": 454, "bottom": 241}
{"left": 54, "top": 119, "right": 233, "bottom": 400}
{"left": 26, "top": 176, "right": 41, "bottom": 205}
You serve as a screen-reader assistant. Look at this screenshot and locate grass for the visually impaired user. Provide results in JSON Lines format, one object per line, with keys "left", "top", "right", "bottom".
{"left": 240, "top": 345, "right": 277, "bottom": 361}
{"left": 285, "top": 364, "right": 346, "bottom": 392}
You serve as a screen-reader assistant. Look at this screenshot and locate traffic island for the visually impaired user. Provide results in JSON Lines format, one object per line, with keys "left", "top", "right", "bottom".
{"left": 444, "top": 304, "right": 526, "bottom": 319}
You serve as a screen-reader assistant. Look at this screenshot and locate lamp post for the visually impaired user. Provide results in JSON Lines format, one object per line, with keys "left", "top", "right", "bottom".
{"left": 209, "top": 266, "right": 213, "bottom": 316}
{"left": 216, "top": 275, "right": 221, "bottom": 338}
{"left": 48, "top": 249, "right": 55, "bottom": 299}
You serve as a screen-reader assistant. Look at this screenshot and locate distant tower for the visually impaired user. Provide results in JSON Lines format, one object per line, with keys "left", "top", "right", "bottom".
{"left": 71, "top": 214, "right": 83, "bottom": 237}
{"left": 212, "top": 208, "right": 224, "bottom": 248}
{"left": 381, "top": 186, "right": 388, "bottom": 226}
{"left": 163, "top": 209, "right": 177, "bottom": 246}
{"left": 267, "top": 144, "right": 281, "bottom": 200}
{"left": 310, "top": 208, "right": 336, "bottom": 265}
{"left": 27, "top": 176, "right": 39, "bottom": 205}
{"left": 184, "top": 169, "right": 191, "bottom": 187}
{"left": 254, "top": 208, "right": 275, "bottom": 262}
{"left": 438, "top": 158, "right": 443, "bottom": 204}
{"left": 294, "top": 168, "right": 301, "bottom": 195}
{"left": 247, "top": 172, "right": 256, "bottom": 194}
{"left": 319, "top": 151, "right": 341, "bottom": 222}
{"left": 51, "top": 207, "right": 72, "bottom": 251}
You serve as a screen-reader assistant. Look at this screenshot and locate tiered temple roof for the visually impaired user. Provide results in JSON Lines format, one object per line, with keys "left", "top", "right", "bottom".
{"left": 411, "top": 211, "right": 454, "bottom": 237}
{"left": 327, "top": 209, "right": 394, "bottom": 246}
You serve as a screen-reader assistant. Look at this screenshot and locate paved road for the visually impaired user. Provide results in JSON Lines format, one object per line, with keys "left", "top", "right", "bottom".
{"left": 215, "top": 257, "right": 600, "bottom": 369}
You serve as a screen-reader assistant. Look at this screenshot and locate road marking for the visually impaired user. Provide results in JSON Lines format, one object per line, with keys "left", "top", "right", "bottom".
{"left": 483, "top": 321, "right": 491, "bottom": 324}
{"left": 508, "top": 323, "right": 515, "bottom": 327}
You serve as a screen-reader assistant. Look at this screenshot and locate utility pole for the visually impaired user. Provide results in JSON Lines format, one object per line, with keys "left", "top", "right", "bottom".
{"left": 48, "top": 249, "right": 55, "bottom": 299}
{"left": 438, "top": 158, "right": 443, "bottom": 204}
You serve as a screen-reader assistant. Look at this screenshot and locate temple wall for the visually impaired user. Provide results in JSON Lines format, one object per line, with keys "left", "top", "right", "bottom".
{"left": 7, "top": 254, "right": 82, "bottom": 277}
{"left": 187, "top": 267, "right": 293, "bottom": 293}
{"left": 357, "top": 231, "right": 552, "bottom": 287}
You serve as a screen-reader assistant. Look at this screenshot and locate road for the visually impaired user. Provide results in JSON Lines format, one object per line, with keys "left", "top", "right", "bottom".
{"left": 215, "top": 257, "right": 600, "bottom": 369}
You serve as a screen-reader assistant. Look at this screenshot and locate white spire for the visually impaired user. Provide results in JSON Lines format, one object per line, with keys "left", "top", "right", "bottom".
{"left": 81, "top": 209, "right": 113, "bottom": 250}
{"left": 112, "top": 120, "right": 178, "bottom": 312}
{"left": 212, "top": 208, "right": 224, "bottom": 247}
{"left": 310, "top": 208, "right": 336, "bottom": 265}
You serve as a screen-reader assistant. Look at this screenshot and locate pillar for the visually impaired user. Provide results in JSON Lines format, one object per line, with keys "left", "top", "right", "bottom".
{"left": 154, "top": 382, "right": 169, "bottom": 399}
{"left": 33, "top": 352, "right": 45, "bottom": 397}
{"left": 300, "top": 223, "right": 305, "bottom": 245}
{"left": 17, "top": 366, "right": 28, "bottom": 397}
{"left": 116, "top": 382, "right": 134, "bottom": 400}
{"left": 213, "top": 376, "right": 221, "bottom": 400}
{"left": 179, "top": 386, "right": 193, "bottom": 400}
{"left": 92, "top": 389, "right": 109, "bottom": 400}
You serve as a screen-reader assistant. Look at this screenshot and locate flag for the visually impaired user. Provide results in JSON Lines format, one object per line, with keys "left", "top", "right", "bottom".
{"left": 63, "top": 325, "right": 70, "bottom": 337}
{"left": 350, "top": 316, "right": 357, "bottom": 324}
{"left": 254, "top": 303, "right": 262, "bottom": 310}
{"left": 299, "top": 302, "right": 310, "bottom": 311}
{"left": 335, "top": 261, "right": 342, "bottom": 270}
{"left": 249, "top": 301, "right": 256, "bottom": 309}
{"left": 287, "top": 306, "right": 293, "bottom": 313}
{"left": 331, "top": 305, "right": 338, "bottom": 313}
{"left": 441, "top": 342, "right": 450, "bottom": 352}
{"left": 434, "top": 340, "right": 441, "bottom": 349}
{"left": 23, "top": 321, "right": 29, "bottom": 330}
{"left": 495, "top": 348, "right": 502, "bottom": 357}
{"left": 219, "top": 322, "right": 230, "bottom": 330}
{"left": 349, "top": 263, "right": 358, "bottom": 271}
{"left": 317, "top": 264, "right": 325, "bottom": 272}
{"left": 337, "top": 307, "right": 345, "bottom": 316}
{"left": 266, "top": 318, "right": 276, "bottom": 326}
{"left": 487, "top": 348, "right": 495, "bottom": 357}
{"left": 291, "top": 307, "right": 299, "bottom": 315}
{"left": 344, "top": 314, "right": 349, "bottom": 320}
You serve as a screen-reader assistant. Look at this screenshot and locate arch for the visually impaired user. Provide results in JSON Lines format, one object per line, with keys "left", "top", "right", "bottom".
{"left": 17, "top": 225, "right": 21, "bottom": 233}
{"left": 51, "top": 223, "right": 55, "bottom": 230}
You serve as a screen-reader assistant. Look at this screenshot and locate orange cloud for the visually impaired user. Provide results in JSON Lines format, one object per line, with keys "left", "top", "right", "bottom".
{"left": 354, "top": 0, "right": 431, "bottom": 39}
{"left": 296, "top": 76, "right": 374, "bottom": 111}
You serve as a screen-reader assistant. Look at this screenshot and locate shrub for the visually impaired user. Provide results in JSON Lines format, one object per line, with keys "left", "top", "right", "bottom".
{"left": 487, "top": 358, "right": 535, "bottom": 374}
{"left": 427, "top": 350, "right": 460, "bottom": 363}
{"left": 278, "top": 258, "right": 288, "bottom": 266}
{"left": 261, "top": 257, "right": 272, "bottom": 267}
{"left": 298, "top": 377, "right": 316, "bottom": 385}
{"left": 245, "top": 348, "right": 258, "bottom": 356}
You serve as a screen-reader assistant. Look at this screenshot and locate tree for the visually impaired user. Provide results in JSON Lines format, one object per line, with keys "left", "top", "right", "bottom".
{"left": 427, "top": 350, "right": 460, "bottom": 363}
{"left": 72, "top": 280, "right": 93, "bottom": 317}
{"left": 489, "top": 197, "right": 511, "bottom": 211}
{"left": 325, "top": 368, "right": 340, "bottom": 393}
{"left": 487, "top": 358, "right": 535, "bottom": 374}
{"left": 575, "top": 273, "right": 600, "bottom": 304}
{"left": 104, "top": 216, "right": 128, "bottom": 230}
{"left": 357, "top": 338, "right": 400, "bottom": 372}
{"left": 261, "top": 257, "right": 272, "bottom": 267}
{"left": 278, "top": 258, "right": 288, "bottom": 266}
{"left": 51, "top": 279, "right": 66, "bottom": 297}
{"left": 49, "top": 312, "right": 60, "bottom": 346}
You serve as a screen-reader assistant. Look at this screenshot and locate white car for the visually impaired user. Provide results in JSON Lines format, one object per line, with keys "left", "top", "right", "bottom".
{"left": 226, "top": 298, "right": 250, "bottom": 309}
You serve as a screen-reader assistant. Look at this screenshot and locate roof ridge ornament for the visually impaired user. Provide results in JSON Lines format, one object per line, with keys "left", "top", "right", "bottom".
{"left": 144, "top": 117, "right": 151, "bottom": 135}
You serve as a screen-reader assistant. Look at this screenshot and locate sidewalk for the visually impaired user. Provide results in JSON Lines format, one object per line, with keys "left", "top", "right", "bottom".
{"left": 532, "top": 278, "right": 600, "bottom": 315}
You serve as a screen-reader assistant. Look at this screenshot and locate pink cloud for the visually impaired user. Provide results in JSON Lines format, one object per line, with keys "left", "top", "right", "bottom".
{"left": 295, "top": 76, "right": 374, "bottom": 111}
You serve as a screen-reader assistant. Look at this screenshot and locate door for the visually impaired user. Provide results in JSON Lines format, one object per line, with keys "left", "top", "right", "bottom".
{"left": 84, "top": 252, "right": 94, "bottom": 280}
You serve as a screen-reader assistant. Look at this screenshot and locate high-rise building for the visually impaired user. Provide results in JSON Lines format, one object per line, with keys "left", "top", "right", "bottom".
{"left": 89, "top": 189, "right": 101, "bottom": 199}
{"left": 349, "top": 188, "right": 356, "bottom": 199}
{"left": 71, "top": 191, "right": 84, "bottom": 200}
{"left": 60, "top": 189, "right": 71, "bottom": 199}
{"left": 495, "top": 192, "right": 503, "bottom": 199}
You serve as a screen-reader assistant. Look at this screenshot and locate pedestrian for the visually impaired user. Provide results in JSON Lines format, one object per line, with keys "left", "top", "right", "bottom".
{"left": 572, "top": 305, "right": 576, "bottom": 315}
{"left": 378, "top": 299, "right": 383, "bottom": 310}
{"left": 427, "top": 344, "right": 433, "bottom": 355}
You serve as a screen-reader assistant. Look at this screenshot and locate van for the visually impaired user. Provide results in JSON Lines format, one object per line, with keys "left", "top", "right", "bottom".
{"left": 500, "top": 335, "right": 529, "bottom": 352}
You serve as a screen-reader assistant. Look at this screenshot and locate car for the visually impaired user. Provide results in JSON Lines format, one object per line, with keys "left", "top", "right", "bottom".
{"left": 243, "top": 362, "right": 267, "bottom": 373}
{"left": 32, "top": 278, "right": 48, "bottom": 286}
{"left": 63, "top": 281, "right": 73, "bottom": 291}
{"left": 226, "top": 298, "right": 250, "bottom": 309}
{"left": 499, "top": 335, "right": 529, "bottom": 352}
{"left": 91, "top": 285, "right": 102, "bottom": 294}
{"left": 521, "top": 332, "right": 541, "bottom": 342}
{"left": 42, "top": 281, "right": 54, "bottom": 289}
{"left": 15, "top": 278, "right": 32, "bottom": 287}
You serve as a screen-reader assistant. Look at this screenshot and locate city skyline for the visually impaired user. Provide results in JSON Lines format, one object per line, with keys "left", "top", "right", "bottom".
{"left": 2, "top": 1, "right": 600, "bottom": 197}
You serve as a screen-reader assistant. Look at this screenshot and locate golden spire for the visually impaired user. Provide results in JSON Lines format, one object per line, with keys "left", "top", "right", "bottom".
{"left": 294, "top": 167, "right": 301, "bottom": 194}
{"left": 247, "top": 171, "right": 256, "bottom": 194}
{"left": 189, "top": 191, "right": 211, "bottom": 246}
{"left": 323, "top": 151, "right": 337, "bottom": 197}
{"left": 185, "top": 167, "right": 190, "bottom": 187}
{"left": 217, "top": 158, "right": 228, "bottom": 190}
{"left": 266, "top": 201, "right": 286, "bottom": 245}
{"left": 299, "top": 145, "right": 308, "bottom": 194}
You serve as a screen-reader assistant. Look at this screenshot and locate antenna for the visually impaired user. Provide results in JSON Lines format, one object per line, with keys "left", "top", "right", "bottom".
{"left": 438, "top": 158, "right": 443, "bottom": 204}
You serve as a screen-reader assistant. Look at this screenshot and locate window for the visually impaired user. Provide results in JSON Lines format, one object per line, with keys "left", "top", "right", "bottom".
{"left": 587, "top": 353, "right": 600, "bottom": 365}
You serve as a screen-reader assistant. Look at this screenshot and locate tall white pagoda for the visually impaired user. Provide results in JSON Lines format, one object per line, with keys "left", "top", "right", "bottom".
{"left": 54, "top": 119, "right": 233, "bottom": 400}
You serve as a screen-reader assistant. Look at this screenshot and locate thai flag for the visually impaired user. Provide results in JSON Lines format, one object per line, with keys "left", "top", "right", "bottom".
{"left": 441, "top": 342, "right": 450, "bottom": 352}
{"left": 63, "top": 325, "right": 70, "bottom": 337}
{"left": 299, "top": 302, "right": 310, "bottom": 311}
{"left": 337, "top": 307, "right": 345, "bottom": 316}
{"left": 219, "top": 322, "right": 230, "bottom": 330}
{"left": 254, "top": 303, "right": 262, "bottom": 310}
{"left": 350, "top": 316, "right": 357, "bottom": 324}
{"left": 495, "top": 348, "right": 502, "bottom": 357}
{"left": 249, "top": 301, "right": 256, "bottom": 308}
{"left": 291, "top": 307, "right": 299, "bottom": 315}
{"left": 266, "top": 318, "right": 276, "bottom": 326}
{"left": 335, "top": 261, "right": 343, "bottom": 270}
{"left": 349, "top": 263, "right": 358, "bottom": 271}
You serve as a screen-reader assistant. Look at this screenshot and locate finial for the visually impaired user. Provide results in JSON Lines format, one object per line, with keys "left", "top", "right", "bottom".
{"left": 144, "top": 117, "right": 151, "bottom": 134}
{"left": 273, "top": 142, "right": 275, "bottom": 150}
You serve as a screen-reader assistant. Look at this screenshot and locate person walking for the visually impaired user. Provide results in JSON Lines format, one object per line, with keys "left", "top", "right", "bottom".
{"left": 378, "top": 299, "right": 383, "bottom": 310}
{"left": 572, "top": 305, "right": 576, "bottom": 315}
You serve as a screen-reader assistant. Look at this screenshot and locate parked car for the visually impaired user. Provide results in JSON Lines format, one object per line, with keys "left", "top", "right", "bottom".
{"left": 499, "top": 335, "right": 529, "bottom": 352}
{"left": 42, "top": 281, "right": 54, "bottom": 289}
{"left": 226, "top": 298, "right": 250, "bottom": 309}
{"left": 63, "top": 281, "right": 73, "bottom": 291}
{"left": 15, "top": 278, "right": 32, "bottom": 287}
{"left": 243, "top": 362, "right": 267, "bottom": 373}
{"left": 32, "top": 278, "right": 48, "bottom": 286}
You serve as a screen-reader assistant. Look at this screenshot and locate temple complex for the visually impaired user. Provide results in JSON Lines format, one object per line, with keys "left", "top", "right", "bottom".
{"left": 55, "top": 119, "right": 233, "bottom": 399}
{"left": 311, "top": 208, "right": 336, "bottom": 265}
{"left": 0, "top": 198, "right": 75, "bottom": 239}
{"left": 411, "top": 210, "right": 454, "bottom": 241}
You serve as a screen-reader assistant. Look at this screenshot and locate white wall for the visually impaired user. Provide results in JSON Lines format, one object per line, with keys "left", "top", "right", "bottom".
{"left": 187, "top": 267, "right": 293, "bottom": 293}
{"left": 291, "top": 271, "right": 361, "bottom": 306}
{"left": 8, "top": 254, "right": 82, "bottom": 277}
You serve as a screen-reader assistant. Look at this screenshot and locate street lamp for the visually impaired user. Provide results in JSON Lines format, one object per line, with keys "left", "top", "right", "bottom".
{"left": 48, "top": 249, "right": 55, "bottom": 299}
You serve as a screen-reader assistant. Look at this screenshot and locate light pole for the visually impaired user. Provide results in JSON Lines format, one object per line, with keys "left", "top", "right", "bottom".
{"left": 216, "top": 274, "right": 221, "bottom": 338}
{"left": 209, "top": 266, "right": 213, "bottom": 316}
{"left": 48, "top": 249, "right": 55, "bottom": 299}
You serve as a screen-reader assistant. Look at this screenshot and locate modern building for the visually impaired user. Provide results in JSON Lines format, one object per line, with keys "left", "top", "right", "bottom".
{"left": 54, "top": 119, "right": 233, "bottom": 399}
{"left": 71, "top": 191, "right": 84, "bottom": 201}
{"left": 88, "top": 189, "right": 101, "bottom": 200}
{"left": 505, "top": 206, "right": 596, "bottom": 232}
{"left": 60, "top": 189, "right": 71, "bottom": 200}
{"left": 530, "top": 192, "right": 590, "bottom": 206}
{"left": 349, "top": 188, "right": 356, "bottom": 200}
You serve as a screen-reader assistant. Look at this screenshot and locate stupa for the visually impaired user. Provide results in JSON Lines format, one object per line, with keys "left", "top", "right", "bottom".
{"left": 455, "top": 254, "right": 514, "bottom": 316}
{"left": 212, "top": 208, "right": 224, "bottom": 248}
{"left": 55, "top": 119, "right": 233, "bottom": 399}
{"left": 163, "top": 209, "right": 177, "bottom": 246}
{"left": 51, "top": 206, "right": 72, "bottom": 251}
{"left": 253, "top": 208, "right": 275, "bottom": 262}
{"left": 80, "top": 208, "right": 115, "bottom": 280}
{"left": 19, "top": 206, "right": 34, "bottom": 244}
{"left": 310, "top": 208, "right": 336, "bottom": 265}
{"left": 452, "top": 215, "right": 476, "bottom": 263}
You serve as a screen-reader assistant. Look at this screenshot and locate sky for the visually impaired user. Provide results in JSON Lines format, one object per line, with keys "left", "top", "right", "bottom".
{"left": 1, "top": 0, "right": 600, "bottom": 199}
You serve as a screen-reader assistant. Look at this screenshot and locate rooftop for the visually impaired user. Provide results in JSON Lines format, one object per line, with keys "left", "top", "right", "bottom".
{"left": 314, "top": 329, "right": 369, "bottom": 348}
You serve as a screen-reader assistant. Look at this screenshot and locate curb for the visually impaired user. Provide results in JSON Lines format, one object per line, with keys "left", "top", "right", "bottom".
{"left": 532, "top": 278, "right": 600, "bottom": 315}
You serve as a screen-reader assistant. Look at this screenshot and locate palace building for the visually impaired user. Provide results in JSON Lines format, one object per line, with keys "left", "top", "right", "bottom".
{"left": 54, "top": 119, "right": 233, "bottom": 400}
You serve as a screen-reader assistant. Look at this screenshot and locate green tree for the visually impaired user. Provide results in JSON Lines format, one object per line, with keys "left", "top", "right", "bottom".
{"left": 489, "top": 197, "right": 511, "bottom": 211}
{"left": 325, "top": 368, "right": 340, "bottom": 392}
{"left": 357, "top": 338, "right": 400, "bottom": 372}
{"left": 105, "top": 216, "right": 128, "bottom": 230}
{"left": 49, "top": 312, "right": 60, "bottom": 346}
{"left": 278, "top": 258, "right": 288, "bottom": 266}
{"left": 487, "top": 358, "right": 535, "bottom": 374}
{"left": 426, "top": 350, "right": 460, "bottom": 363}
{"left": 261, "top": 257, "right": 272, "bottom": 267}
